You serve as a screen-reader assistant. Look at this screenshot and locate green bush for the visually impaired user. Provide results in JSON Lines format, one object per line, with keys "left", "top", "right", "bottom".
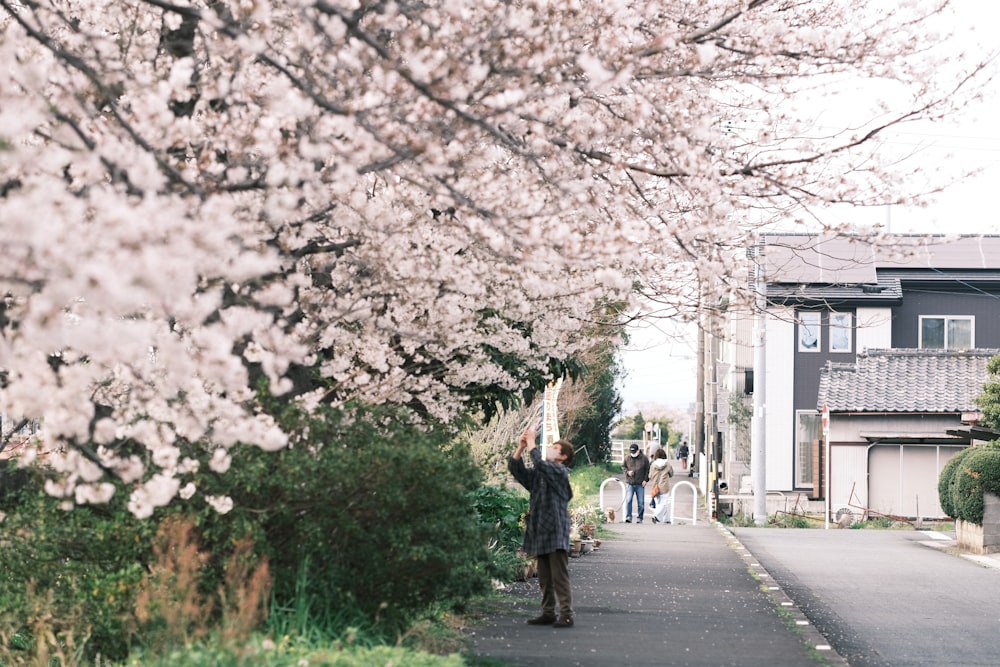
{"left": 473, "top": 484, "right": 529, "bottom": 582}
{"left": 0, "top": 464, "right": 155, "bottom": 663}
{"left": 974, "top": 355, "right": 1000, "bottom": 428}
{"left": 206, "top": 401, "right": 492, "bottom": 631}
{"left": 952, "top": 442, "right": 1000, "bottom": 525}
{"left": 770, "top": 512, "right": 811, "bottom": 528}
{"left": 0, "top": 401, "right": 495, "bottom": 662}
{"left": 939, "top": 446, "right": 974, "bottom": 519}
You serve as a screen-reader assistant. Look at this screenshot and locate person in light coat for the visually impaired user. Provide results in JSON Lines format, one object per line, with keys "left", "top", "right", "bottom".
{"left": 647, "top": 448, "right": 675, "bottom": 524}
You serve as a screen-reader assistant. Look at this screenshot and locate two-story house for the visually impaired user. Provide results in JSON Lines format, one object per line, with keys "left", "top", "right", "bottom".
{"left": 714, "top": 233, "right": 1000, "bottom": 520}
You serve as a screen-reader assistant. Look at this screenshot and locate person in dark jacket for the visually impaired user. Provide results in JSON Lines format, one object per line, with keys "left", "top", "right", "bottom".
{"left": 508, "top": 425, "right": 576, "bottom": 628}
{"left": 677, "top": 440, "right": 690, "bottom": 471}
{"left": 621, "top": 443, "right": 650, "bottom": 523}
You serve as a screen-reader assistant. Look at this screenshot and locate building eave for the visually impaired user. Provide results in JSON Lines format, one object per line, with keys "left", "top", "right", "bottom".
{"left": 858, "top": 432, "right": 970, "bottom": 445}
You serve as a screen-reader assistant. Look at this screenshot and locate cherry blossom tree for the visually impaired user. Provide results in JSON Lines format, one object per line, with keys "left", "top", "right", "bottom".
{"left": 0, "top": 0, "right": 991, "bottom": 515}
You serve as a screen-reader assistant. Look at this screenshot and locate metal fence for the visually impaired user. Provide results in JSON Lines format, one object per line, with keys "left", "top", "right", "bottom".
{"left": 609, "top": 439, "right": 646, "bottom": 463}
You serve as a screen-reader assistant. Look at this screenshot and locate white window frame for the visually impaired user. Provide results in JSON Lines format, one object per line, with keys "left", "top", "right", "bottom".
{"left": 829, "top": 312, "right": 852, "bottom": 353}
{"left": 795, "top": 410, "right": 820, "bottom": 488}
{"left": 918, "top": 315, "right": 974, "bottom": 350}
{"left": 798, "top": 311, "right": 821, "bottom": 352}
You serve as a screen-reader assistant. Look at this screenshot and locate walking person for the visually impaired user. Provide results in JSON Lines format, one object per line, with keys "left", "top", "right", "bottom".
{"left": 621, "top": 443, "right": 650, "bottom": 523}
{"left": 648, "top": 449, "right": 675, "bottom": 524}
{"left": 508, "top": 425, "right": 576, "bottom": 628}
{"left": 677, "top": 440, "right": 690, "bottom": 472}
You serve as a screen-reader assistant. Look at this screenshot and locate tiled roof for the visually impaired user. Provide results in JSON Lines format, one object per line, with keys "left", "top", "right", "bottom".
{"left": 816, "top": 348, "right": 1000, "bottom": 413}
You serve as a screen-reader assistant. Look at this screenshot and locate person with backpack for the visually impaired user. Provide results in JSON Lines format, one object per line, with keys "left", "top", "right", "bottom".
{"left": 648, "top": 448, "right": 675, "bottom": 524}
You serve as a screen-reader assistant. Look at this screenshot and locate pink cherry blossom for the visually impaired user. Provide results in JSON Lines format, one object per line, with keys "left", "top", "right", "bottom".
{"left": 0, "top": 0, "right": 992, "bottom": 516}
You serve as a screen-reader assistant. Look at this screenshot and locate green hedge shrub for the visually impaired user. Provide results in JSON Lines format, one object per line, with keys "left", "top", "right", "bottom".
{"left": 974, "top": 355, "right": 1000, "bottom": 427}
{"left": 473, "top": 484, "right": 529, "bottom": 581}
{"left": 207, "top": 401, "right": 492, "bottom": 631}
{"left": 952, "top": 441, "right": 1000, "bottom": 525}
{"left": 939, "top": 446, "right": 975, "bottom": 519}
{"left": 0, "top": 401, "right": 495, "bottom": 662}
{"left": 0, "top": 464, "right": 155, "bottom": 663}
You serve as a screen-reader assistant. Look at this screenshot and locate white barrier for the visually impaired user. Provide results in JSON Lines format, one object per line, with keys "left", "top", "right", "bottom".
{"left": 669, "top": 480, "right": 699, "bottom": 525}
{"left": 599, "top": 477, "right": 627, "bottom": 521}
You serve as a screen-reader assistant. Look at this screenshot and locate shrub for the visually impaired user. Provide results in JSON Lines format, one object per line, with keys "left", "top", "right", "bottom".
{"left": 770, "top": 512, "right": 811, "bottom": 528}
{"left": 952, "top": 442, "right": 1000, "bottom": 525}
{"left": 205, "top": 401, "right": 493, "bottom": 631}
{"left": 473, "top": 484, "right": 529, "bottom": 582}
{"left": 0, "top": 463, "right": 154, "bottom": 663}
{"left": 939, "top": 446, "right": 975, "bottom": 519}
{"left": 0, "top": 401, "right": 495, "bottom": 661}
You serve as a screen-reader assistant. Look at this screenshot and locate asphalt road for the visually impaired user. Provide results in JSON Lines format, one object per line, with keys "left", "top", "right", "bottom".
{"left": 732, "top": 528, "right": 1000, "bottom": 667}
{"left": 470, "top": 514, "right": 831, "bottom": 667}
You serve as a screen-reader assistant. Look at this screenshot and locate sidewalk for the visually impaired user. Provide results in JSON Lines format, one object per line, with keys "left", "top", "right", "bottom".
{"left": 917, "top": 527, "right": 1000, "bottom": 569}
{"left": 468, "top": 507, "right": 845, "bottom": 667}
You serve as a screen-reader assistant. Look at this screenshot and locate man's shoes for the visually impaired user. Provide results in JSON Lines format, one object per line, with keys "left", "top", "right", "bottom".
{"left": 553, "top": 616, "right": 574, "bottom": 628}
{"left": 636, "top": 519, "right": 643, "bottom": 524}
{"left": 651, "top": 517, "right": 659, "bottom": 524}
{"left": 527, "top": 614, "right": 557, "bottom": 625}
{"left": 624, "top": 518, "right": 631, "bottom": 523}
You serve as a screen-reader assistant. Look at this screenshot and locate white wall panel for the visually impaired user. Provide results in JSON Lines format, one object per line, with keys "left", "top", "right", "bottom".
{"left": 855, "top": 307, "right": 892, "bottom": 352}
{"left": 830, "top": 444, "right": 870, "bottom": 512}
{"left": 765, "top": 310, "right": 795, "bottom": 489}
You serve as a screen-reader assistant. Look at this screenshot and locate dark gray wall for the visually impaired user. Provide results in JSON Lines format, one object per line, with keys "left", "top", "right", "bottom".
{"left": 891, "top": 285, "right": 1000, "bottom": 348}
{"left": 793, "top": 309, "right": 856, "bottom": 412}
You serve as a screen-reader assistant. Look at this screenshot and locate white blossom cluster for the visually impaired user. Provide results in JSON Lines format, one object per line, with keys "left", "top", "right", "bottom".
{"left": 0, "top": 0, "right": 988, "bottom": 515}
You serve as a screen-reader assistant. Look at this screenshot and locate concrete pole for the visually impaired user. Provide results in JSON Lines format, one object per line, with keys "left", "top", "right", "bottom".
{"left": 751, "top": 241, "right": 767, "bottom": 525}
{"left": 695, "top": 289, "right": 706, "bottom": 479}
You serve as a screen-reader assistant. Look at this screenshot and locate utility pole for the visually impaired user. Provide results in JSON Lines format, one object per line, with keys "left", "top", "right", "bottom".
{"left": 695, "top": 285, "right": 706, "bottom": 481}
{"left": 751, "top": 238, "right": 767, "bottom": 525}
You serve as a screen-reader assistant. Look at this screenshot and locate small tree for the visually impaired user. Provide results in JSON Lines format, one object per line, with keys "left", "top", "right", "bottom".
{"left": 563, "top": 341, "right": 625, "bottom": 464}
{"left": 946, "top": 354, "right": 1000, "bottom": 524}
{"left": 975, "top": 355, "right": 1000, "bottom": 429}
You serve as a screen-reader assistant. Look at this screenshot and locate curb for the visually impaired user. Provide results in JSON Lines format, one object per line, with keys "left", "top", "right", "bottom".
{"left": 916, "top": 530, "right": 1000, "bottom": 570}
{"left": 714, "top": 521, "right": 851, "bottom": 667}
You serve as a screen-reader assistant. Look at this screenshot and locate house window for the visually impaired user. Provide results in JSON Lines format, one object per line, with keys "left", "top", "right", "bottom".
{"left": 798, "top": 311, "right": 821, "bottom": 352}
{"left": 919, "top": 316, "right": 973, "bottom": 350}
{"left": 829, "top": 313, "right": 852, "bottom": 353}
{"left": 796, "top": 411, "right": 821, "bottom": 488}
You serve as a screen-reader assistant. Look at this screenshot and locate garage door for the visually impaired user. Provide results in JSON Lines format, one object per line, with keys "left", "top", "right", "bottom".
{"left": 868, "top": 444, "right": 965, "bottom": 518}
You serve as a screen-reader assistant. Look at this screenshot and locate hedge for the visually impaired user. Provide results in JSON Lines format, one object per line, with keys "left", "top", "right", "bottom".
{"left": 939, "top": 446, "right": 975, "bottom": 519}
{"left": 949, "top": 441, "right": 1000, "bottom": 524}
